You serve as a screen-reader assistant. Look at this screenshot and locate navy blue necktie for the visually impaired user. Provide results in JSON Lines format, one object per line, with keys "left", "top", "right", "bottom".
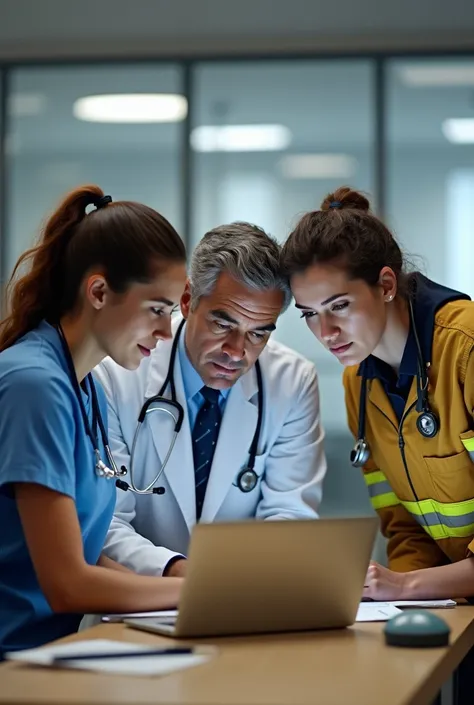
{"left": 192, "top": 386, "right": 222, "bottom": 520}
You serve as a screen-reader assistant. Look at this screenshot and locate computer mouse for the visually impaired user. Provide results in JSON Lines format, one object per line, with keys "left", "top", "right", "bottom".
{"left": 384, "top": 610, "right": 450, "bottom": 647}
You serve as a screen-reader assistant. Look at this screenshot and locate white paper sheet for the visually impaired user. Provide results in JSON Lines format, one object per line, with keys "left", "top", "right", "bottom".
{"left": 356, "top": 602, "right": 402, "bottom": 622}
{"left": 386, "top": 599, "right": 456, "bottom": 608}
{"left": 5, "top": 639, "right": 215, "bottom": 676}
{"left": 101, "top": 609, "right": 178, "bottom": 623}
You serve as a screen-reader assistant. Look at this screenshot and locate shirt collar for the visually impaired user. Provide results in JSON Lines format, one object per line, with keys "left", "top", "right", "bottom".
{"left": 177, "top": 322, "right": 230, "bottom": 403}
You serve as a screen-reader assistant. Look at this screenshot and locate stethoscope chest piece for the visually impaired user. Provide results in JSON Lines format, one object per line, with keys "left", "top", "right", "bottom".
{"left": 95, "top": 450, "right": 114, "bottom": 479}
{"left": 416, "top": 410, "right": 439, "bottom": 439}
{"left": 236, "top": 467, "right": 259, "bottom": 493}
{"left": 350, "top": 438, "right": 370, "bottom": 468}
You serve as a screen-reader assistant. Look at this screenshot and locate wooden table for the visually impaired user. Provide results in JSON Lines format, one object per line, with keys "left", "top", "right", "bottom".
{"left": 1, "top": 607, "right": 474, "bottom": 705}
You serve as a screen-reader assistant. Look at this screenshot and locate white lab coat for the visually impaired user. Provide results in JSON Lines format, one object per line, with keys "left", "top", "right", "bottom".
{"left": 95, "top": 319, "right": 327, "bottom": 576}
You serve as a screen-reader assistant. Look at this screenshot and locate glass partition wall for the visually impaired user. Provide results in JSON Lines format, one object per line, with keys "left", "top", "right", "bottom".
{"left": 2, "top": 54, "right": 474, "bottom": 522}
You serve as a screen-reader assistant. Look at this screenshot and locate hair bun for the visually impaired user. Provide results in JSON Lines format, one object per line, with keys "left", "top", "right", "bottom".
{"left": 320, "top": 186, "right": 371, "bottom": 213}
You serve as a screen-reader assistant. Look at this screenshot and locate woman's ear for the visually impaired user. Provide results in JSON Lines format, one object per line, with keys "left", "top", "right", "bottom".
{"left": 85, "top": 274, "right": 109, "bottom": 310}
{"left": 378, "top": 267, "right": 397, "bottom": 302}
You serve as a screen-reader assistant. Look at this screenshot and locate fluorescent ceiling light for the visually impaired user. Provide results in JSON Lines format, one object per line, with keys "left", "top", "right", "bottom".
{"left": 400, "top": 65, "right": 474, "bottom": 87}
{"left": 280, "top": 153, "right": 357, "bottom": 179}
{"left": 9, "top": 93, "right": 46, "bottom": 117}
{"left": 443, "top": 118, "right": 474, "bottom": 143}
{"left": 191, "top": 125, "right": 291, "bottom": 152}
{"left": 73, "top": 94, "right": 187, "bottom": 123}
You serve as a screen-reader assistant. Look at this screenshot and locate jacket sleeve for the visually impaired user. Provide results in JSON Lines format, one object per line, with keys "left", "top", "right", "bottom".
{"left": 256, "top": 360, "right": 327, "bottom": 520}
{"left": 343, "top": 367, "right": 448, "bottom": 572}
{"left": 461, "top": 349, "right": 474, "bottom": 556}
{"left": 93, "top": 362, "right": 184, "bottom": 577}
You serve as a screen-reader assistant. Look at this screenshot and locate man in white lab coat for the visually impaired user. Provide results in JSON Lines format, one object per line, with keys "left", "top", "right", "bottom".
{"left": 96, "top": 222, "right": 327, "bottom": 577}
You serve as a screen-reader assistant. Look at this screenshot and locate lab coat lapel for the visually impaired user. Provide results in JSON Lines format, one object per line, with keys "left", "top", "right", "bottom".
{"left": 144, "top": 321, "right": 196, "bottom": 530}
{"left": 200, "top": 366, "right": 259, "bottom": 522}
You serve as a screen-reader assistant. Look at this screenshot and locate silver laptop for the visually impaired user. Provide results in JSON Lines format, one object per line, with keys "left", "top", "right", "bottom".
{"left": 125, "top": 516, "right": 378, "bottom": 639}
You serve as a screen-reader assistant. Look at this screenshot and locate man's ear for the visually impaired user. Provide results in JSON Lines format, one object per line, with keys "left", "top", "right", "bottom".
{"left": 180, "top": 279, "right": 192, "bottom": 319}
{"left": 85, "top": 274, "right": 109, "bottom": 310}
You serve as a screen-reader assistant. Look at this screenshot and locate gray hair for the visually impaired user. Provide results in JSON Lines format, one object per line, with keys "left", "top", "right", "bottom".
{"left": 189, "top": 222, "right": 291, "bottom": 311}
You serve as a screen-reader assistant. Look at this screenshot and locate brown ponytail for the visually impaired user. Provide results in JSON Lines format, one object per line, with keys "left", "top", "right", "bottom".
{"left": 0, "top": 185, "right": 185, "bottom": 351}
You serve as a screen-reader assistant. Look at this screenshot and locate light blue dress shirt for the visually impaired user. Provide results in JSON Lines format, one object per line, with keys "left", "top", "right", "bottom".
{"left": 178, "top": 323, "right": 230, "bottom": 432}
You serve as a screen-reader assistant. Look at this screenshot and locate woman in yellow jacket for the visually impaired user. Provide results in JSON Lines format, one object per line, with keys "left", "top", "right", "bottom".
{"left": 282, "top": 186, "right": 474, "bottom": 602}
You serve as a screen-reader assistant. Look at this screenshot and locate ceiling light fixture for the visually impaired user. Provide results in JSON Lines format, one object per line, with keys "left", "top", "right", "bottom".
{"left": 279, "top": 153, "right": 357, "bottom": 179}
{"left": 191, "top": 124, "right": 291, "bottom": 152}
{"left": 9, "top": 93, "right": 46, "bottom": 117}
{"left": 73, "top": 94, "right": 188, "bottom": 123}
{"left": 400, "top": 64, "right": 474, "bottom": 87}
{"left": 442, "top": 118, "right": 474, "bottom": 143}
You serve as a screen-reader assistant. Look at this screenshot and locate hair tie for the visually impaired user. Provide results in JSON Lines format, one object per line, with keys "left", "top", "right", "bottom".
{"left": 95, "top": 195, "right": 112, "bottom": 210}
{"left": 329, "top": 201, "right": 342, "bottom": 209}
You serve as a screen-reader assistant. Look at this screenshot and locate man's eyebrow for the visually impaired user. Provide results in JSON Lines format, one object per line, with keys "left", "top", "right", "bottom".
{"left": 294, "top": 292, "right": 349, "bottom": 309}
{"left": 210, "top": 310, "right": 276, "bottom": 332}
{"left": 210, "top": 310, "right": 238, "bottom": 325}
{"left": 254, "top": 323, "right": 276, "bottom": 332}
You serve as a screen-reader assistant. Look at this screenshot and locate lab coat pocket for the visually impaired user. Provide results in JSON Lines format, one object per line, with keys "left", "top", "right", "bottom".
{"left": 423, "top": 447, "right": 474, "bottom": 503}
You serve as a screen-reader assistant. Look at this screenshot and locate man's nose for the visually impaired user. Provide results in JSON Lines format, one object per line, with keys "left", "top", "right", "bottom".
{"left": 221, "top": 330, "right": 246, "bottom": 361}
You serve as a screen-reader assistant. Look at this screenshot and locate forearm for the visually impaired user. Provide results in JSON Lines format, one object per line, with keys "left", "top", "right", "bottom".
{"left": 52, "top": 565, "right": 182, "bottom": 614}
{"left": 404, "top": 557, "right": 474, "bottom": 599}
{"left": 97, "top": 553, "right": 134, "bottom": 573}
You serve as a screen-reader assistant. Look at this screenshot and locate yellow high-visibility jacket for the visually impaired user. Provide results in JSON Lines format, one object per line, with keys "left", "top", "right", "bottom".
{"left": 344, "top": 298, "right": 474, "bottom": 572}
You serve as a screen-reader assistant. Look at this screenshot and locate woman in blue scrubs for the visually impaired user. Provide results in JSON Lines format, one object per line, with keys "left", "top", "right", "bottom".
{"left": 0, "top": 185, "right": 187, "bottom": 656}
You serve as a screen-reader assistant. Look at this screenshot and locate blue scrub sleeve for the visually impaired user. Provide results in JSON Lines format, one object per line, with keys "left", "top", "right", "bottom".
{"left": 0, "top": 367, "right": 77, "bottom": 499}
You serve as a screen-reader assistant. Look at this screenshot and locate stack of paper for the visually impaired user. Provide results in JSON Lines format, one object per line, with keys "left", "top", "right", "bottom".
{"left": 6, "top": 639, "right": 216, "bottom": 677}
{"left": 387, "top": 599, "right": 456, "bottom": 608}
{"left": 356, "top": 602, "right": 402, "bottom": 622}
{"left": 355, "top": 599, "right": 456, "bottom": 622}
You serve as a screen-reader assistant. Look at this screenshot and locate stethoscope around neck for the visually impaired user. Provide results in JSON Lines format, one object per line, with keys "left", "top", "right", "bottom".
{"left": 57, "top": 324, "right": 125, "bottom": 482}
{"left": 115, "top": 318, "right": 265, "bottom": 496}
{"left": 350, "top": 298, "right": 440, "bottom": 468}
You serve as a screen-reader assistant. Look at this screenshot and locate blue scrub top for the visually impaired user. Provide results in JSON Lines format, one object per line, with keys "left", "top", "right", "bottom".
{"left": 0, "top": 321, "right": 116, "bottom": 655}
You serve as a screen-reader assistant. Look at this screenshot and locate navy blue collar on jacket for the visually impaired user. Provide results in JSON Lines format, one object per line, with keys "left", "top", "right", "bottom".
{"left": 358, "top": 273, "right": 470, "bottom": 381}
{"left": 357, "top": 274, "right": 470, "bottom": 421}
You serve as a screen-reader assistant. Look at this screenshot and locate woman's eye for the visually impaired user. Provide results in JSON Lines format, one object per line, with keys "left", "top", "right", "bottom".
{"left": 151, "top": 308, "right": 165, "bottom": 317}
{"left": 332, "top": 301, "right": 349, "bottom": 312}
{"left": 300, "top": 311, "right": 317, "bottom": 319}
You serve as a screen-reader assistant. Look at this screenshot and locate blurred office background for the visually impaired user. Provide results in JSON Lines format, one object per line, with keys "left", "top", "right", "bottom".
{"left": 1, "top": 0, "right": 474, "bottom": 532}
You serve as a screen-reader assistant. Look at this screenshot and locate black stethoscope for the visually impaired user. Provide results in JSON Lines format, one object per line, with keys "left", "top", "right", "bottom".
{"left": 350, "top": 298, "right": 440, "bottom": 468}
{"left": 115, "top": 319, "right": 265, "bottom": 495}
{"left": 57, "top": 324, "right": 125, "bottom": 481}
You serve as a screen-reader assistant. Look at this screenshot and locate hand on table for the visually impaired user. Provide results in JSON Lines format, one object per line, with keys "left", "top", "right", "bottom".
{"left": 363, "top": 561, "right": 409, "bottom": 600}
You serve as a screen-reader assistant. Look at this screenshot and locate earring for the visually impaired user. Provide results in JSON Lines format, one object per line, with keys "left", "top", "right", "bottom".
{"left": 386, "top": 294, "right": 393, "bottom": 302}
